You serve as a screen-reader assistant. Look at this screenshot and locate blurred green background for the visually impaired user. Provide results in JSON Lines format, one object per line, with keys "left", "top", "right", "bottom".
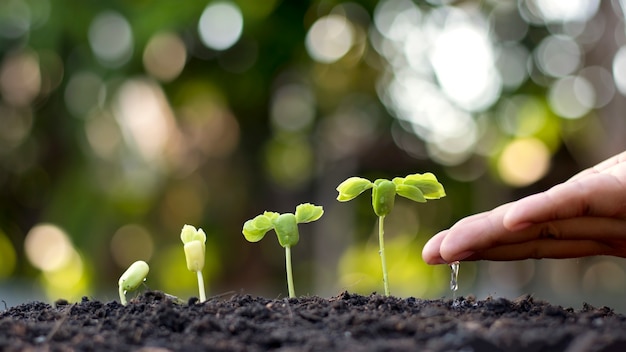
{"left": 2, "top": 0, "right": 626, "bottom": 311}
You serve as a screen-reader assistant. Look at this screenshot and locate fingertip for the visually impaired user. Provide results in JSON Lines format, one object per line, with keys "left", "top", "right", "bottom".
{"left": 422, "top": 231, "right": 447, "bottom": 265}
{"left": 438, "top": 227, "right": 477, "bottom": 263}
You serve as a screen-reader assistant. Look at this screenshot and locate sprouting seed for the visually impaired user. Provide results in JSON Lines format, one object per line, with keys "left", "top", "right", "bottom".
{"left": 118, "top": 260, "right": 149, "bottom": 305}
{"left": 180, "top": 224, "right": 207, "bottom": 302}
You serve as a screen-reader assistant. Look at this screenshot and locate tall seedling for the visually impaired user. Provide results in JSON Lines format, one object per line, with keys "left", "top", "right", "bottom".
{"left": 336, "top": 173, "right": 446, "bottom": 296}
{"left": 242, "top": 203, "right": 323, "bottom": 298}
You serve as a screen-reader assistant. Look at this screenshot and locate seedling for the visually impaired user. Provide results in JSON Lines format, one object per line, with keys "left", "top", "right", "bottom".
{"left": 242, "top": 203, "right": 324, "bottom": 298}
{"left": 180, "top": 224, "right": 207, "bottom": 302}
{"left": 118, "top": 260, "right": 149, "bottom": 305}
{"left": 336, "top": 173, "right": 445, "bottom": 296}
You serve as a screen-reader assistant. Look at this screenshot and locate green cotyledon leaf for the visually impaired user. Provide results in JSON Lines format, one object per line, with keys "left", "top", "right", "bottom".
{"left": 336, "top": 177, "right": 373, "bottom": 202}
{"left": 395, "top": 184, "right": 426, "bottom": 203}
{"left": 242, "top": 214, "right": 274, "bottom": 242}
{"left": 294, "top": 203, "right": 324, "bottom": 223}
{"left": 401, "top": 173, "right": 446, "bottom": 199}
{"left": 273, "top": 213, "right": 299, "bottom": 247}
{"left": 372, "top": 179, "right": 396, "bottom": 217}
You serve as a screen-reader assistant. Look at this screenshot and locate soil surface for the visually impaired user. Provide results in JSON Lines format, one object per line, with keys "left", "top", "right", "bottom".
{"left": 1, "top": 290, "right": 626, "bottom": 352}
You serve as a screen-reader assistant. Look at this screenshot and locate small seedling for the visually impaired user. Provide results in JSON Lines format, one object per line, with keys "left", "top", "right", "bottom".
{"left": 336, "top": 173, "right": 445, "bottom": 296}
{"left": 180, "top": 224, "right": 207, "bottom": 302}
{"left": 242, "top": 203, "right": 324, "bottom": 298}
{"left": 118, "top": 260, "right": 149, "bottom": 305}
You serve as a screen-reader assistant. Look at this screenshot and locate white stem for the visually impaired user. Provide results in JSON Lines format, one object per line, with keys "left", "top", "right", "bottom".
{"left": 119, "top": 286, "right": 127, "bottom": 306}
{"left": 197, "top": 270, "right": 206, "bottom": 302}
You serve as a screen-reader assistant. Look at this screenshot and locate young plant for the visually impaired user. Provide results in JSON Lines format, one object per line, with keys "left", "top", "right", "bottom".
{"left": 118, "top": 260, "right": 150, "bottom": 305}
{"left": 242, "top": 203, "right": 323, "bottom": 298}
{"left": 180, "top": 224, "right": 207, "bottom": 302}
{"left": 336, "top": 173, "right": 445, "bottom": 296}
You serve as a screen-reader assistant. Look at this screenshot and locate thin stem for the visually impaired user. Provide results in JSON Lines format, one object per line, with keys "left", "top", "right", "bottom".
{"left": 119, "top": 286, "right": 127, "bottom": 306}
{"left": 197, "top": 270, "right": 207, "bottom": 302}
{"left": 378, "top": 215, "right": 390, "bottom": 296}
{"left": 285, "top": 245, "right": 295, "bottom": 298}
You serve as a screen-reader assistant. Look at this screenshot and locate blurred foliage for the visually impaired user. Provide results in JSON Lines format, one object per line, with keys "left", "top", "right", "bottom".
{"left": 2, "top": 0, "right": 626, "bottom": 304}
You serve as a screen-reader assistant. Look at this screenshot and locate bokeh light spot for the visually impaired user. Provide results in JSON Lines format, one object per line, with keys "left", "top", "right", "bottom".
{"left": 270, "top": 84, "right": 315, "bottom": 132}
{"left": 498, "top": 137, "right": 550, "bottom": 187}
{"left": 24, "top": 223, "right": 75, "bottom": 272}
{"left": 143, "top": 32, "right": 187, "bottom": 82}
{"left": 264, "top": 136, "right": 314, "bottom": 190}
{"left": 0, "top": 49, "right": 41, "bottom": 106}
{"left": 110, "top": 224, "right": 154, "bottom": 268}
{"left": 429, "top": 17, "right": 501, "bottom": 112}
{"left": 496, "top": 95, "right": 546, "bottom": 137}
{"left": 198, "top": 2, "right": 243, "bottom": 51}
{"left": 114, "top": 78, "right": 175, "bottom": 163}
{"left": 373, "top": 0, "right": 420, "bottom": 42}
{"left": 84, "top": 110, "right": 122, "bottom": 160}
{"left": 579, "top": 66, "right": 614, "bottom": 109}
{"left": 612, "top": 46, "right": 626, "bottom": 96}
{"left": 41, "top": 250, "right": 89, "bottom": 302}
{"left": 306, "top": 14, "right": 354, "bottom": 64}
{"left": 490, "top": 2, "right": 528, "bottom": 42}
{"left": 582, "top": 260, "right": 626, "bottom": 294}
{"left": 548, "top": 76, "right": 594, "bottom": 119}
{"left": 534, "top": 0, "right": 600, "bottom": 23}
{"left": 534, "top": 35, "right": 581, "bottom": 78}
{"left": 88, "top": 11, "right": 134, "bottom": 67}
{"left": 64, "top": 71, "right": 105, "bottom": 118}
{"left": 496, "top": 43, "right": 529, "bottom": 91}
{"left": 0, "top": 0, "right": 31, "bottom": 38}
{"left": 176, "top": 95, "right": 241, "bottom": 160}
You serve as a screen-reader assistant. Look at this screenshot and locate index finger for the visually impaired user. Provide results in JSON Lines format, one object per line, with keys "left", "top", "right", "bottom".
{"left": 502, "top": 173, "right": 626, "bottom": 231}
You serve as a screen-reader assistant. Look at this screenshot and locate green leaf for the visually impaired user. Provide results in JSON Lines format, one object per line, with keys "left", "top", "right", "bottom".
{"left": 402, "top": 173, "right": 446, "bottom": 199}
{"left": 372, "top": 179, "right": 396, "bottom": 217}
{"left": 336, "top": 177, "right": 373, "bottom": 202}
{"left": 263, "top": 211, "right": 280, "bottom": 222}
{"left": 391, "top": 177, "right": 405, "bottom": 186}
{"left": 242, "top": 214, "right": 274, "bottom": 242}
{"left": 395, "top": 184, "right": 426, "bottom": 203}
{"left": 294, "top": 203, "right": 324, "bottom": 223}
{"left": 273, "top": 213, "right": 299, "bottom": 247}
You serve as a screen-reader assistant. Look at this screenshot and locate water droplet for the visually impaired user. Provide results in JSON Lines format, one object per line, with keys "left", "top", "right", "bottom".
{"left": 450, "top": 261, "right": 459, "bottom": 292}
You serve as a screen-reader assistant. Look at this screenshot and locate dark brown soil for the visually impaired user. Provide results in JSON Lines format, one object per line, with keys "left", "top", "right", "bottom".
{"left": 1, "top": 291, "right": 626, "bottom": 352}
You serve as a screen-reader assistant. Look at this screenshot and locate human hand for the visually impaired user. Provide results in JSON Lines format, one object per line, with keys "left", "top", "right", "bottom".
{"left": 422, "top": 151, "right": 626, "bottom": 264}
